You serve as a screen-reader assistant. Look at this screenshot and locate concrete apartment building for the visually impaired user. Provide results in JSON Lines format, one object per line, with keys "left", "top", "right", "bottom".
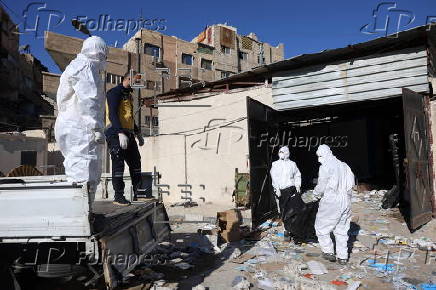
{"left": 123, "top": 24, "right": 284, "bottom": 90}
{"left": 44, "top": 24, "right": 284, "bottom": 136}
{"left": 0, "top": 7, "right": 53, "bottom": 132}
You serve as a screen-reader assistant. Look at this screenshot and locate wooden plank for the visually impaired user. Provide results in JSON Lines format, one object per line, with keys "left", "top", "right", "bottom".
{"left": 273, "top": 84, "right": 429, "bottom": 110}
{"left": 273, "top": 75, "right": 428, "bottom": 103}
{"left": 273, "top": 66, "right": 428, "bottom": 96}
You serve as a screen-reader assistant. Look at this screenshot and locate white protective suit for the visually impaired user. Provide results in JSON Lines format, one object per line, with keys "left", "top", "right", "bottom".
{"left": 55, "top": 36, "right": 108, "bottom": 187}
{"left": 270, "top": 146, "right": 302, "bottom": 211}
{"left": 313, "top": 145, "right": 355, "bottom": 260}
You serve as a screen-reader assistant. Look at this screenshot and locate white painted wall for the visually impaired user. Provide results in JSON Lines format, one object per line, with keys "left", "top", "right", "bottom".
{"left": 138, "top": 85, "right": 272, "bottom": 206}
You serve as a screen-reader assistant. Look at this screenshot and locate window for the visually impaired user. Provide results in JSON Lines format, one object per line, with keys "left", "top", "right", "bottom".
{"left": 21, "top": 151, "right": 37, "bottom": 167}
{"left": 258, "top": 55, "right": 265, "bottom": 64}
{"left": 145, "top": 116, "right": 158, "bottom": 126}
{"left": 179, "top": 78, "right": 191, "bottom": 88}
{"left": 221, "top": 71, "right": 231, "bottom": 79}
{"left": 152, "top": 117, "right": 159, "bottom": 126}
{"left": 238, "top": 51, "right": 248, "bottom": 61}
{"left": 144, "top": 43, "right": 160, "bottom": 57}
{"left": 146, "top": 80, "right": 156, "bottom": 90}
{"left": 201, "top": 59, "right": 212, "bottom": 70}
{"left": 221, "top": 46, "right": 231, "bottom": 55}
{"left": 181, "top": 53, "right": 193, "bottom": 65}
{"left": 106, "top": 73, "right": 122, "bottom": 84}
{"left": 197, "top": 43, "right": 214, "bottom": 55}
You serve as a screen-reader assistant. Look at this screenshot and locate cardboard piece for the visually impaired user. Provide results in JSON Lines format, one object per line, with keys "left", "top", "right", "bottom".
{"left": 217, "top": 209, "right": 243, "bottom": 242}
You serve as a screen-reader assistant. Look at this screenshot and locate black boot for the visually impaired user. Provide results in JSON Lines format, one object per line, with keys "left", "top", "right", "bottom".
{"left": 113, "top": 193, "right": 131, "bottom": 206}
{"left": 322, "top": 253, "right": 336, "bottom": 262}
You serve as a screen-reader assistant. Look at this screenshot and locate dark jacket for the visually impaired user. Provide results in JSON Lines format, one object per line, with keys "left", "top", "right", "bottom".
{"left": 105, "top": 84, "right": 139, "bottom": 137}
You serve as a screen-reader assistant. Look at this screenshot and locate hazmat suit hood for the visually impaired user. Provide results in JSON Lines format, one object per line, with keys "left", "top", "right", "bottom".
{"left": 316, "top": 144, "right": 333, "bottom": 164}
{"left": 54, "top": 36, "right": 108, "bottom": 187}
{"left": 278, "top": 146, "right": 290, "bottom": 160}
{"left": 70, "top": 36, "right": 108, "bottom": 73}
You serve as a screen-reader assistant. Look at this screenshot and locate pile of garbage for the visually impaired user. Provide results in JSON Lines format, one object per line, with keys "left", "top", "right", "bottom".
{"left": 226, "top": 188, "right": 436, "bottom": 290}
{"left": 227, "top": 220, "right": 436, "bottom": 289}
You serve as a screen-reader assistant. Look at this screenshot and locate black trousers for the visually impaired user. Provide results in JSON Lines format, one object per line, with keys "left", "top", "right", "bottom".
{"left": 106, "top": 133, "right": 141, "bottom": 198}
{"left": 279, "top": 186, "right": 318, "bottom": 243}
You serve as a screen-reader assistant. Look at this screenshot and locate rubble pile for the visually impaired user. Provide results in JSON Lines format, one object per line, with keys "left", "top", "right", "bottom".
{"left": 120, "top": 191, "right": 436, "bottom": 289}
{"left": 227, "top": 189, "right": 436, "bottom": 290}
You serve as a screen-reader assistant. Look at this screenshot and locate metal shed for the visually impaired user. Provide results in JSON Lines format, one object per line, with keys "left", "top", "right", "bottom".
{"left": 247, "top": 25, "right": 436, "bottom": 230}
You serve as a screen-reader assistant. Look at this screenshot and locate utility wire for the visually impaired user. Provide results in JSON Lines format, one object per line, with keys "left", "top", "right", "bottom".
{"left": 156, "top": 116, "right": 247, "bottom": 137}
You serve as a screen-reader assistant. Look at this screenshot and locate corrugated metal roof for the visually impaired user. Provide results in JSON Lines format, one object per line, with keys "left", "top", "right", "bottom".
{"left": 157, "top": 25, "right": 434, "bottom": 98}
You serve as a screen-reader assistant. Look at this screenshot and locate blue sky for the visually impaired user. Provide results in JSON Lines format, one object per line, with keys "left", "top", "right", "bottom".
{"left": 3, "top": 0, "right": 435, "bottom": 73}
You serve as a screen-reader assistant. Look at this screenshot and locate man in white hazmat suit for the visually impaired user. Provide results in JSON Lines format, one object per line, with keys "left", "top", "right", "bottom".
{"left": 54, "top": 36, "right": 108, "bottom": 199}
{"left": 270, "top": 146, "right": 303, "bottom": 241}
{"left": 313, "top": 144, "right": 355, "bottom": 265}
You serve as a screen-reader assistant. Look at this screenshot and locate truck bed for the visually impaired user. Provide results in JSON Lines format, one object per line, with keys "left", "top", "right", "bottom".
{"left": 92, "top": 200, "right": 162, "bottom": 234}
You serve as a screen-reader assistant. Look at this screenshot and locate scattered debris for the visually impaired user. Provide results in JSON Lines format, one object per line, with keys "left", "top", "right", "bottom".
{"left": 231, "top": 275, "right": 251, "bottom": 289}
{"left": 174, "top": 262, "right": 193, "bottom": 270}
{"left": 307, "top": 260, "right": 328, "bottom": 275}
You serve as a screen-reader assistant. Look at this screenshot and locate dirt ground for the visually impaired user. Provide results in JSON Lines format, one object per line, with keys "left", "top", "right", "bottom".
{"left": 115, "top": 189, "right": 436, "bottom": 290}
{"left": 18, "top": 191, "right": 436, "bottom": 290}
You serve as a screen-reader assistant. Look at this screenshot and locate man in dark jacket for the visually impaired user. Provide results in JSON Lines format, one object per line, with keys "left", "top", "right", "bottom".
{"left": 105, "top": 71, "right": 145, "bottom": 206}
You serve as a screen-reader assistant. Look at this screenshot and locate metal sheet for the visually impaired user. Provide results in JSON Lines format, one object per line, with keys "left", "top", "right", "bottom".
{"left": 100, "top": 202, "right": 170, "bottom": 288}
{"left": 0, "top": 181, "right": 90, "bottom": 237}
{"left": 402, "top": 88, "right": 434, "bottom": 230}
{"left": 246, "top": 97, "right": 278, "bottom": 227}
{"left": 272, "top": 47, "right": 429, "bottom": 110}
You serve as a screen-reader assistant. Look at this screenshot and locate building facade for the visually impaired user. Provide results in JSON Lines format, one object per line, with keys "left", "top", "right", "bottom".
{"left": 0, "top": 7, "right": 53, "bottom": 132}
{"left": 45, "top": 24, "right": 284, "bottom": 136}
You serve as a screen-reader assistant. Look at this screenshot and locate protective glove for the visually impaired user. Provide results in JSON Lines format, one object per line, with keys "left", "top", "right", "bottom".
{"left": 301, "top": 190, "right": 318, "bottom": 204}
{"left": 93, "top": 131, "right": 105, "bottom": 144}
{"left": 313, "top": 190, "right": 324, "bottom": 200}
{"left": 118, "top": 133, "right": 129, "bottom": 150}
{"left": 274, "top": 188, "right": 281, "bottom": 198}
{"left": 296, "top": 186, "right": 301, "bottom": 193}
{"left": 136, "top": 134, "right": 145, "bottom": 146}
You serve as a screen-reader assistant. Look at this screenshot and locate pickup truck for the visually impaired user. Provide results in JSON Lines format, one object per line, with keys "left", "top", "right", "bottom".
{"left": 0, "top": 174, "right": 171, "bottom": 289}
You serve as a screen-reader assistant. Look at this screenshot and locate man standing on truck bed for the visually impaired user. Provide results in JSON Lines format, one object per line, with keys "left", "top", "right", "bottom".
{"left": 105, "top": 71, "right": 145, "bottom": 206}
{"left": 55, "top": 36, "right": 108, "bottom": 200}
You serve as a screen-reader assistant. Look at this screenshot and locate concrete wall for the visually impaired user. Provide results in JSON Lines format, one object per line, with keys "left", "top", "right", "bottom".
{"left": 0, "top": 130, "right": 47, "bottom": 175}
{"left": 42, "top": 72, "right": 60, "bottom": 101}
{"left": 138, "top": 85, "right": 272, "bottom": 206}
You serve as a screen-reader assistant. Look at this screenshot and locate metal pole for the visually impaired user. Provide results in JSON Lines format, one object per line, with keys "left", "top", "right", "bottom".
{"left": 135, "top": 37, "right": 142, "bottom": 135}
